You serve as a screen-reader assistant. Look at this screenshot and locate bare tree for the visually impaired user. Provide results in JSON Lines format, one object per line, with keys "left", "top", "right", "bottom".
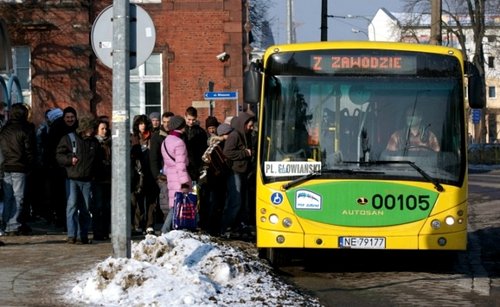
{"left": 402, "top": 0, "right": 496, "bottom": 143}
{"left": 248, "top": 0, "right": 275, "bottom": 49}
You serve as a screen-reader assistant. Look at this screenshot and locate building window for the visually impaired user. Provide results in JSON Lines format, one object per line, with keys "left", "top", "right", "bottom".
{"left": 488, "top": 56, "right": 495, "bottom": 69}
{"left": 488, "top": 86, "right": 496, "bottom": 99}
{"left": 12, "top": 46, "right": 31, "bottom": 104}
{"left": 129, "top": 53, "right": 162, "bottom": 127}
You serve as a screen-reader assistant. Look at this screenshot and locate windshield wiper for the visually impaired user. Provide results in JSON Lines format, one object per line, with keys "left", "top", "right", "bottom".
{"left": 343, "top": 160, "right": 444, "bottom": 192}
{"left": 281, "top": 169, "right": 384, "bottom": 191}
{"left": 282, "top": 172, "right": 319, "bottom": 190}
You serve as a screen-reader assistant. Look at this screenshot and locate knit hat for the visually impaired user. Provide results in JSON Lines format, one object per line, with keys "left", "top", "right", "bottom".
{"left": 47, "top": 108, "right": 63, "bottom": 123}
{"left": 205, "top": 116, "right": 219, "bottom": 129}
{"left": 167, "top": 115, "right": 186, "bottom": 131}
{"left": 216, "top": 123, "right": 233, "bottom": 136}
{"left": 149, "top": 112, "right": 161, "bottom": 121}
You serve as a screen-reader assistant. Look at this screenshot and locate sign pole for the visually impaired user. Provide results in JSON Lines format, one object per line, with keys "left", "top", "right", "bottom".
{"left": 111, "top": 0, "right": 131, "bottom": 258}
{"left": 208, "top": 81, "right": 214, "bottom": 116}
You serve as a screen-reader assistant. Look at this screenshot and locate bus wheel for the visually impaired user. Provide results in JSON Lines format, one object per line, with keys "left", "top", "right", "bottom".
{"left": 258, "top": 248, "right": 287, "bottom": 267}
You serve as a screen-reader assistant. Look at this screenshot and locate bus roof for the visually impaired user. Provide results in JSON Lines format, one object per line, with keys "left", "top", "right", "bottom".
{"left": 263, "top": 41, "right": 464, "bottom": 61}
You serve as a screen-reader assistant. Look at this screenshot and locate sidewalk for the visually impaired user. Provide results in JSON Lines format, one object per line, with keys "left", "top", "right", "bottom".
{"left": 0, "top": 220, "right": 114, "bottom": 306}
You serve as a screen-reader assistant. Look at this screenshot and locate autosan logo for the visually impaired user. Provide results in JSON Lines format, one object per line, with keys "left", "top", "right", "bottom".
{"left": 295, "top": 190, "right": 322, "bottom": 210}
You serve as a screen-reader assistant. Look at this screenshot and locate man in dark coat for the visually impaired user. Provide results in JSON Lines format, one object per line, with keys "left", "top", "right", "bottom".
{"left": 184, "top": 107, "right": 207, "bottom": 181}
{"left": 0, "top": 103, "right": 36, "bottom": 235}
{"left": 56, "top": 116, "right": 100, "bottom": 244}
{"left": 149, "top": 111, "right": 174, "bottom": 222}
{"left": 220, "top": 112, "right": 255, "bottom": 236}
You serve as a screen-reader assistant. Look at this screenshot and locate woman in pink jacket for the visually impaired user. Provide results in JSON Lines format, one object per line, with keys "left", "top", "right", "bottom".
{"left": 160, "top": 115, "right": 191, "bottom": 233}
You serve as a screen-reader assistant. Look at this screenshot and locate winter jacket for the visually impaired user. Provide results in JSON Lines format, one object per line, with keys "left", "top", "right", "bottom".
{"left": 94, "top": 135, "right": 112, "bottom": 184}
{"left": 161, "top": 130, "right": 191, "bottom": 208}
{"left": 45, "top": 117, "right": 77, "bottom": 168}
{"left": 185, "top": 124, "right": 207, "bottom": 180}
{"left": 130, "top": 131, "right": 158, "bottom": 195}
{"left": 223, "top": 112, "right": 254, "bottom": 174}
{"left": 56, "top": 132, "right": 100, "bottom": 181}
{"left": 0, "top": 119, "right": 36, "bottom": 173}
{"left": 149, "top": 126, "right": 168, "bottom": 178}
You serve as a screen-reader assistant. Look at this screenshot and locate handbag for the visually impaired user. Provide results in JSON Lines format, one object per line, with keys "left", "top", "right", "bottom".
{"left": 172, "top": 191, "right": 198, "bottom": 230}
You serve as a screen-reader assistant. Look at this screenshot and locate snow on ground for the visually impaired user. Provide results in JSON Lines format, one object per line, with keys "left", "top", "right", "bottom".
{"left": 67, "top": 230, "right": 321, "bottom": 306}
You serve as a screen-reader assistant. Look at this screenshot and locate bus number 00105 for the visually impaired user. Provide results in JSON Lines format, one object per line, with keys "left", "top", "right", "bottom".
{"left": 371, "top": 194, "right": 430, "bottom": 211}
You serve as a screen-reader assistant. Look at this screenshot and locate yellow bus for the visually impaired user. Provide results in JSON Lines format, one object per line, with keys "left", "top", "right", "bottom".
{"left": 244, "top": 42, "right": 485, "bottom": 265}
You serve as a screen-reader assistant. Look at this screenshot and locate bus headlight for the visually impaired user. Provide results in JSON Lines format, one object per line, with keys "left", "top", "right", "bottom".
{"left": 431, "top": 219, "right": 441, "bottom": 229}
{"left": 445, "top": 216, "right": 455, "bottom": 226}
{"left": 282, "top": 218, "right": 292, "bottom": 228}
{"left": 269, "top": 214, "right": 279, "bottom": 224}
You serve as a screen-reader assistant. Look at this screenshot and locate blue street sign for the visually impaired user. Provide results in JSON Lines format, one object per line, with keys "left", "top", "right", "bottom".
{"left": 204, "top": 91, "right": 238, "bottom": 100}
{"left": 472, "top": 109, "right": 481, "bottom": 124}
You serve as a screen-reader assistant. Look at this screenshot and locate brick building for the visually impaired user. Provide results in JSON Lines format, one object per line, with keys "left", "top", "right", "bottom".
{"left": 0, "top": 0, "right": 249, "bottom": 127}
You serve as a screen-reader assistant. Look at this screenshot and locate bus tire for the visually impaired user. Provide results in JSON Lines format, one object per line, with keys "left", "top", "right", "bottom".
{"left": 258, "top": 248, "right": 287, "bottom": 267}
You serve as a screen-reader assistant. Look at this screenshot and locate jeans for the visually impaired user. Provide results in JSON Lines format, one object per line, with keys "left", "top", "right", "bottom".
{"left": 2, "top": 172, "right": 26, "bottom": 232}
{"left": 160, "top": 208, "right": 173, "bottom": 234}
{"left": 66, "top": 179, "right": 92, "bottom": 240}
{"left": 220, "top": 171, "right": 248, "bottom": 233}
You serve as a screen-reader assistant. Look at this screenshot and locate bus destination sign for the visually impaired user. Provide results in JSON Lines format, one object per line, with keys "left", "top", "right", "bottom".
{"left": 311, "top": 55, "right": 417, "bottom": 74}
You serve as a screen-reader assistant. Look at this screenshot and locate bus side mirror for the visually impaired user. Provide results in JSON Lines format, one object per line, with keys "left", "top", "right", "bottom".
{"left": 466, "top": 62, "right": 486, "bottom": 109}
{"left": 244, "top": 62, "right": 262, "bottom": 104}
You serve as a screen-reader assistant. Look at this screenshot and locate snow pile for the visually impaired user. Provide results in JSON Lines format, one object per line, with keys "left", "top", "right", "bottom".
{"left": 69, "top": 230, "right": 321, "bottom": 306}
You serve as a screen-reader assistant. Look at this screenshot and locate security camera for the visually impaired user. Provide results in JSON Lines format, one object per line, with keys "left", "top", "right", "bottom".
{"left": 216, "top": 52, "right": 230, "bottom": 62}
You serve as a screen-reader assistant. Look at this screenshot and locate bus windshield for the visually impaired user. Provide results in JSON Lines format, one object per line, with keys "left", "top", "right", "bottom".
{"left": 260, "top": 51, "right": 465, "bottom": 187}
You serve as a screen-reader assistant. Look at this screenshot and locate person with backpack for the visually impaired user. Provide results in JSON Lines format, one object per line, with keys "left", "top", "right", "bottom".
{"left": 56, "top": 116, "right": 101, "bottom": 244}
{"left": 160, "top": 116, "right": 191, "bottom": 233}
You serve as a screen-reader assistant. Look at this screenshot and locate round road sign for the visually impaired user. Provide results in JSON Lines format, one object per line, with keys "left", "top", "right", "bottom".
{"left": 91, "top": 4, "right": 156, "bottom": 69}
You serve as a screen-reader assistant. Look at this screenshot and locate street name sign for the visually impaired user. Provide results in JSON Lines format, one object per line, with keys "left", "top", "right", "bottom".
{"left": 204, "top": 91, "right": 238, "bottom": 100}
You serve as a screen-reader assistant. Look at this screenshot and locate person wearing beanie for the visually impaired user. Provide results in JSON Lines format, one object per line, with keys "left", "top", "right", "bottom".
{"left": 47, "top": 108, "right": 63, "bottom": 124}
{"left": 205, "top": 116, "right": 219, "bottom": 136}
{"left": 149, "top": 112, "right": 161, "bottom": 132}
{"left": 200, "top": 123, "right": 231, "bottom": 235}
{"left": 167, "top": 115, "right": 186, "bottom": 131}
{"left": 43, "top": 106, "right": 79, "bottom": 229}
{"left": 216, "top": 123, "right": 233, "bottom": 137}
{"left": 148, "top": 111, "right": 175, "bottom": 223}
{"left": 160, "top": 114, "right": 191, "bottom": 233}
{"left": 56, "top": 115, "right": 100, "bottom": 244}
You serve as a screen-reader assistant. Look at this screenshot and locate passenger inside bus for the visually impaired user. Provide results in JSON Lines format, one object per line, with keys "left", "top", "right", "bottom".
{"left": 385, "top": 107, "right": 440, "bottom": 153}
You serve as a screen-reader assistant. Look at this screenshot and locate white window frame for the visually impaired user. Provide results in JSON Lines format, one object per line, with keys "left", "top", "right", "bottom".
{"left": 12, "top": 45, "right": 31, "bottom": 105}
{"left": 129, "top": 53, "right": 163, "bottom": 123}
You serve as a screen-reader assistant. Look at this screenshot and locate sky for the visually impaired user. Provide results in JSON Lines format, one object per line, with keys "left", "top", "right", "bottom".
{"left": 268, "top": 0, "right": 406, "bottom": 43}
{"left": 66, "top": 230, "right": 321, "bottom": 306}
